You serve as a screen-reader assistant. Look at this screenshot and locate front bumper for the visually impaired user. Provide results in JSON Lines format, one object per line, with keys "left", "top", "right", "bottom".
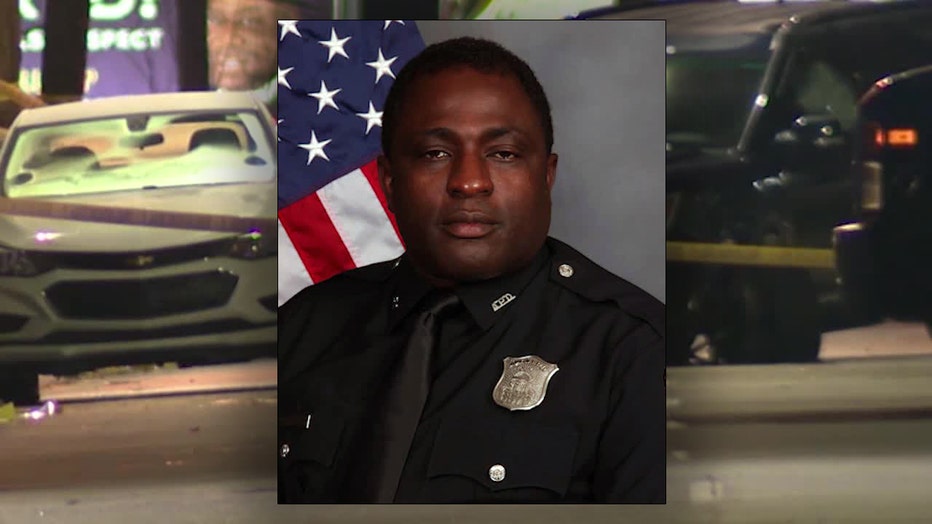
{"left": 0, "top": 326, "right": 275, "bottom": 373}
{"left": 0, "top": 254, "right": 276, "bottom": 373}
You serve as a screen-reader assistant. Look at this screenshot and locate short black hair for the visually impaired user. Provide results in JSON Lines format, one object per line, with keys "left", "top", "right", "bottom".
{"left": 381, "top": 36, "right": 554, "bottom": 158}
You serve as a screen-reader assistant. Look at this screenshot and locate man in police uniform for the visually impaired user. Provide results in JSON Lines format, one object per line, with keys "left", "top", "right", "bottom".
{"left": 278, "top": 37, "right": 665, "bottom": 503}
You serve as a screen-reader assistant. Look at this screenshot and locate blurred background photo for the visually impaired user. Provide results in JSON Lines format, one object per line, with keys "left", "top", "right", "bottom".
{"left": 1, "top": 1, "right": 932, "bottom": 523}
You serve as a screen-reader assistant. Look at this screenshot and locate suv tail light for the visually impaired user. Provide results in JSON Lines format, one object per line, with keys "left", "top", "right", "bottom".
{"left": 858, "top": 121, "right": 884, "bottom": 214}
{"left": 859, "top": 160, "right": 884, "bottom": 213}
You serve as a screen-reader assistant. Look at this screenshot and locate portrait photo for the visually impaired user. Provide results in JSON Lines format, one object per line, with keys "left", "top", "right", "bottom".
{"left": 276, "top": 20, "right": 665, "bottom": 503}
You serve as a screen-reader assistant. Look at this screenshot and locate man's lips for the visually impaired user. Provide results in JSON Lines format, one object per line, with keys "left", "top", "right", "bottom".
{"left": 441, "top": 211, "right": 498, "bottom": 239}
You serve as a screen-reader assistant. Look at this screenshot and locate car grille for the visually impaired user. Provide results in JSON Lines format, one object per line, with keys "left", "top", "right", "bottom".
{"left": 29, "top": 238, "right": 236, "bottom": 272}
{"left": 45, "top": 271, "right": 239, "bottom": 320}
{"left": 0, "top": 314, "right": 28, "bottom": 334}
{"left": 259, "top": 294, "right": 277, "bottom": 313}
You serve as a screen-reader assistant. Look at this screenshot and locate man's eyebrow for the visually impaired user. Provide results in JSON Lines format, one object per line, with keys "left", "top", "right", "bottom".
{"left": 417, "top": 128, "right": 457, "bottom": 141}
{"left": 415, "top": 127, "right": 528, "bottom": 141}
{"left": 482, "top": 127, "right": 527, "bottom": 141}
{"left": 232, "top": 6, "right": 270, "bottom": 19}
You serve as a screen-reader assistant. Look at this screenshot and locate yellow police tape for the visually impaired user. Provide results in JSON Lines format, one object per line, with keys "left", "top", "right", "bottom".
{"left": 667, "top": 241, "right": 836, "bottom": 269}
{"left": 0, "top": 402, "right": 14, "bottom": 423}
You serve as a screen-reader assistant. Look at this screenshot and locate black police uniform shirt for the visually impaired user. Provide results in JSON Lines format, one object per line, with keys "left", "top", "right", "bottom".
{"left": 278, "top": 237, "right": 665, "bottom": 503}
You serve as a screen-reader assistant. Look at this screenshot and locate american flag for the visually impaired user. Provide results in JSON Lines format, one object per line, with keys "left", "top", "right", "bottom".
{"left": 277, "top": 20, "right": 425, "bottom": 305}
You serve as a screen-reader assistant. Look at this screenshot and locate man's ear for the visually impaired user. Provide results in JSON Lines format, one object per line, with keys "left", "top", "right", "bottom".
{"left": 377, "top": 154, "right": 395, "bottom": 213}
{"left": 545, "top": 153, "right": 558, "bottom": 192}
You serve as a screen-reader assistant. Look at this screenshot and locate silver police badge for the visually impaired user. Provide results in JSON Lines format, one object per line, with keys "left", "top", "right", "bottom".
{"left": 492, "top": 355, "right": 559, "bottom": 411}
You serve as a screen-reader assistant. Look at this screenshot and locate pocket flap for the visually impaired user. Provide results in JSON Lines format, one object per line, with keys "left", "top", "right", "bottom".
{"left": 427, "top": 417, "right": 578, "bottom": 496}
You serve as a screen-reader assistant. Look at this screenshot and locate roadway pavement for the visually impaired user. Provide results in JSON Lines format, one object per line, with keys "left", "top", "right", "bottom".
{"left": 820, "top": 320, "right": 932, "bottom": 360}
{"left": 0, "top": 322, "right": 930, "bottom": 523}
{"left": 37, "top": 358, "right": 277, "bottom": 403}
{"left": 0, "top": 389, "right": 276, "bottom": 492}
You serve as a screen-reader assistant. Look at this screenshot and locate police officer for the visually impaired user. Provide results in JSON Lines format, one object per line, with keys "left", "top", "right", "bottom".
{"left": 278, "top": 37, "right": 665, "bottom": 503}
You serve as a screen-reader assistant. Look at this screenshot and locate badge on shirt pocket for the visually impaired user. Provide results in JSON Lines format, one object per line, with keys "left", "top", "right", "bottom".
{"left": 492, "top": 355, "right": 559, "bottom": 411}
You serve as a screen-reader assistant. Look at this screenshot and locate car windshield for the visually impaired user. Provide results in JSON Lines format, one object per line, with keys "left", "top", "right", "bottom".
{"left": 666, "top": 33, "right": 771, "bottom": 149}
{"left": 2, "top": 109, "right": 274, "bottom": 198}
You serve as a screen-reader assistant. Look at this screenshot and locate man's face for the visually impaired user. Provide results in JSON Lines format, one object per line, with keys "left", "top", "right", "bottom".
{"left": 207, "top": 0, "right": 294, "bottom": 91}
{"left": 379, "top": 66, "right": 557, "bottom": 286}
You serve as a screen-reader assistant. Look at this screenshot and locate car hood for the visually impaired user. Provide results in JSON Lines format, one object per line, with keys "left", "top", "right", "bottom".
{"left": 0, "top": 183, "right": 275, "bottom": 252}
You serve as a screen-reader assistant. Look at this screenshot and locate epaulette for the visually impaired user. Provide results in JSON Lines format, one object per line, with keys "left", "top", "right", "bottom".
{"left": 546, "top": 237, "right": 664, "bottom": 337}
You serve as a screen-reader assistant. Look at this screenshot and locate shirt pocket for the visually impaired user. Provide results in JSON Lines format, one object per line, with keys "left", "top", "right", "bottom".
{"left": 426, "top": 416, "right": 579, "bottom": 498}
{"left": 280, "top": 405, "right": 345, "bottom": 468}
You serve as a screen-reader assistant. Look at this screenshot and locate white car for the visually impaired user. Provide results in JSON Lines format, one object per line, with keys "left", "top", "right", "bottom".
{"left": 0, "top": 91, "right": 277, "bottom": 404}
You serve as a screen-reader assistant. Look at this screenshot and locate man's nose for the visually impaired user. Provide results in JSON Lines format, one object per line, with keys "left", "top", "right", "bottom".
{"left": 447, "top": 152, "right": 493, "bottom": 198}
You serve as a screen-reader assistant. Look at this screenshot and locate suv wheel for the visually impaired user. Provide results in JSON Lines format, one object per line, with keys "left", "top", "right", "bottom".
{"left": 689, "top": 266, "right": 821, "bottom": 364}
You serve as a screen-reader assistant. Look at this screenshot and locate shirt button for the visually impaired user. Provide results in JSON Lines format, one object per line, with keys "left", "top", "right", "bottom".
{"left": 280, "top": 443, "right": 291, "bottom": 458}
{"left": 489, "top": 464, "right": 506, "bottom": 482}
{"left": 558, "top": 264, "right": 574, "bottom": 278}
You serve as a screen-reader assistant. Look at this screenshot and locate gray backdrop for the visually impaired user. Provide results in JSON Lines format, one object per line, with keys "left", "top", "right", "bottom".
{"left": 417, "top": 21, "right": 665, "bottom": 302}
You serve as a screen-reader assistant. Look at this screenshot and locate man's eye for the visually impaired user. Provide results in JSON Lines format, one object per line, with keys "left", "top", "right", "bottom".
{"left": 423, "top": 150, "right": 450, "bottom": 160}
{"left": 490, "top": 151, "right": 518, "bottom": 160}
{"left": 240, "top": 17, "right": 265, "bottom": 28}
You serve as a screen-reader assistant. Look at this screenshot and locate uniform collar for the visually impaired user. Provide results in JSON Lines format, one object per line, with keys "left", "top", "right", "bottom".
{"left": 388, "top": 244, "right": 550, "bottom": 332}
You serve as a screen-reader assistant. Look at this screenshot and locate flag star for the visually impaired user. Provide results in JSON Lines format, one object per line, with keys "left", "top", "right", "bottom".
{"left": 384, "top": 20, "right": 405, "bottom": 30}
{"left": 278, "top": 20, "right": 301, "bottom": 41}
{"left": 366, "top": 49, "right": 398, "bottom": 84}
{"left": 308, "top": 80, "right": 342, "bottom": 114}
{"left": 298, "top": 131, "right": 332, "bottom": 164}
{"left": 278, "top": 66, "right": 294, "bottom": 89}
{"left": 277, "top": 119, "right": 283, "bottom": 141}
{"left": 356, "top": 102, "right": 383, "bottom": 134}
{"left": 319, "top": 27, "right": 351, "bottom": 63}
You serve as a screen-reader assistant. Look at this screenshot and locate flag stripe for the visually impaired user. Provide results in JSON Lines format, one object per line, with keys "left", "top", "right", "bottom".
{"left": 279, "top": 193, "right": 355, "bottom": 284}
{"left": 318, "top": 167, "right": 405, "bottom": 268}
{"left": 277, "top": 219, "right": 314, "bottom": 306}
{"left": 277, "top": 21, "right": 424, "bottom": 304}
{"left": 359, "top": 160, "right": 404, "bottom": 247}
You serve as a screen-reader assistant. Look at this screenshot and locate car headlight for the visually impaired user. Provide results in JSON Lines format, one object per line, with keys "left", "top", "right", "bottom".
{"left": 228, "top": 230, "right": 275, "bottom": 259}
{"left": 0, "top": 247, "right": 41, "bottom": 277}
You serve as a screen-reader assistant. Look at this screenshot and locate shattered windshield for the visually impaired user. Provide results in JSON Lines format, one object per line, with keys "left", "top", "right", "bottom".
{"left": 2, "top": 110, "right": 274, "bottom": 198}
{"left": 666, "top": 33, "right": 771, "bottom": 150}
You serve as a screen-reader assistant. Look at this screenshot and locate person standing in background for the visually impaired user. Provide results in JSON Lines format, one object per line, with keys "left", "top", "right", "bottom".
{"left": 206, "top": 0, "right": 328, "bottom": 111}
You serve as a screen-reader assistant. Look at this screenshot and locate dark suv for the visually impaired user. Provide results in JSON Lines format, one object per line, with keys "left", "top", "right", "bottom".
{"left": 580, "top": 0, "right": 932, "bottom": 364}
{"left": 834, "top": 64, "right": 932, "bottom": 332}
